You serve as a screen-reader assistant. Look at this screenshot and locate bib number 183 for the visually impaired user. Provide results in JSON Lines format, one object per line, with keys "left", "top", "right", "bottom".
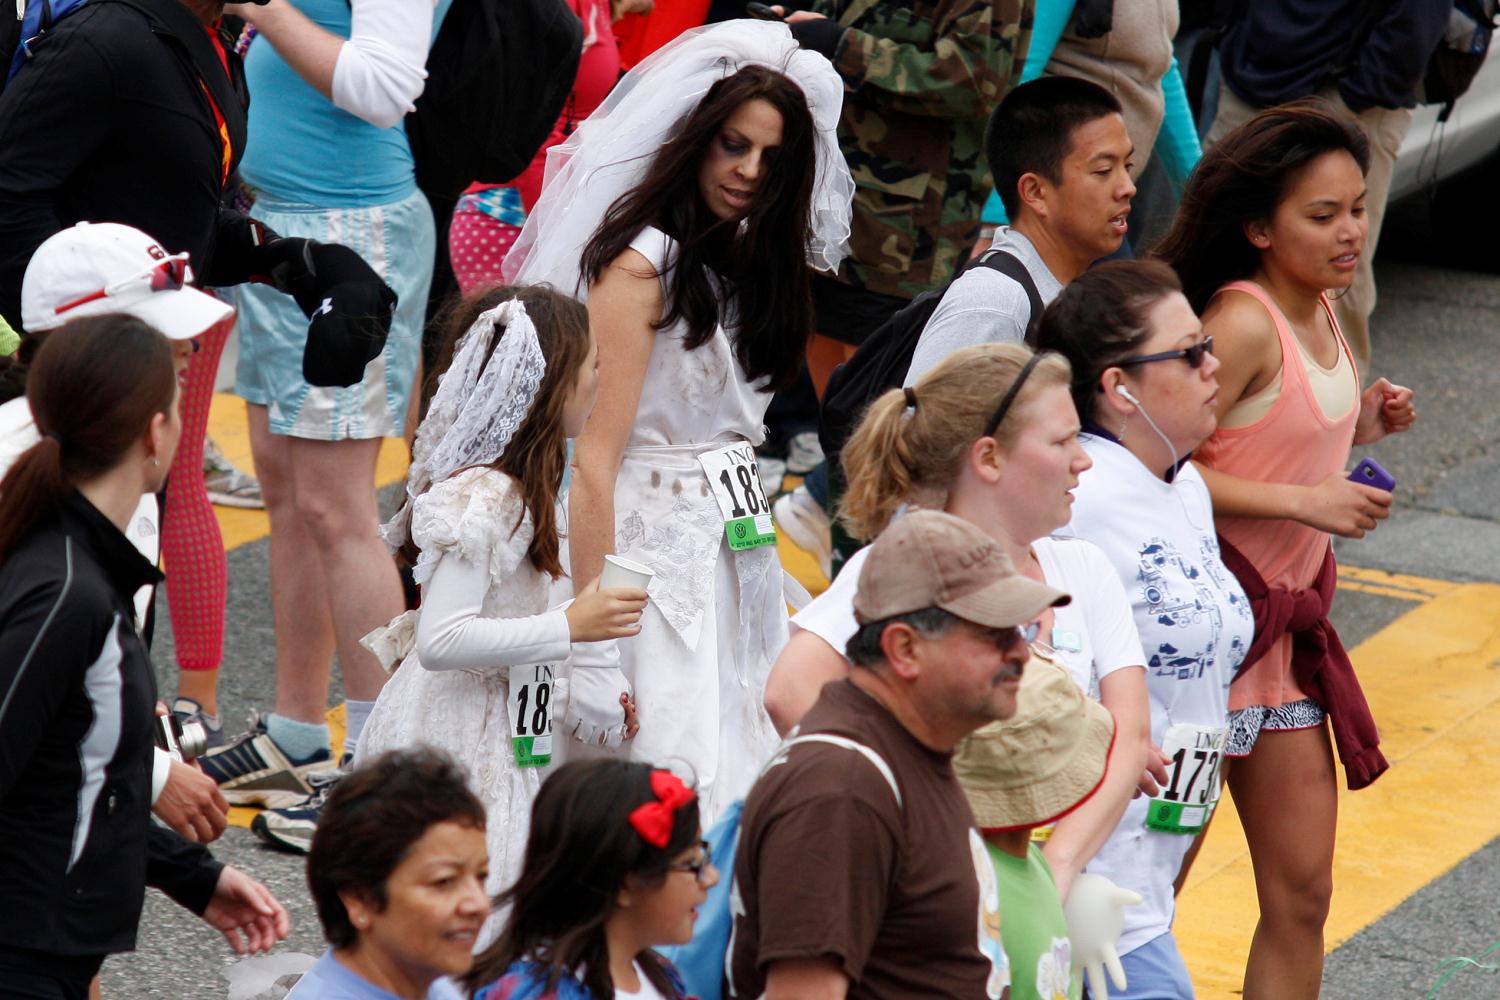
{"left": 698, "top": 443, "right": 777, "bottom": 551}
{"left": 508, "top": 664, "right": 554, "bottom": 768}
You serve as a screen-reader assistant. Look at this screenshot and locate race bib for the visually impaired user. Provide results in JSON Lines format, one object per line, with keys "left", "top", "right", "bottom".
{"left": 698, "top": 442, "right": 776, "bottom": 551}
{"left": 1145, "top": 724, "right": 1227, "bottom": 835}
{"left": 507, "top": 664, "right": 555, "bottom": 768}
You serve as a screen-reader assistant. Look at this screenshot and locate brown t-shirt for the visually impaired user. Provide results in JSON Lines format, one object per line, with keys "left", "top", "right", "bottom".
{"left": 728, "top": 680, "right": 1009, "bottom": 999}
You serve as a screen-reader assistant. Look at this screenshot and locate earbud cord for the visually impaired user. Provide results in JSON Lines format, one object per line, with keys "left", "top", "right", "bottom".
{"left": 1124, "top": 390, "right": 1205, "bottom": 531}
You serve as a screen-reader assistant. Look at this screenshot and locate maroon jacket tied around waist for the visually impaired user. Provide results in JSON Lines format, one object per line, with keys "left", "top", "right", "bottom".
{"left": 1217, "top": 537, "right": 1389, "bottom": 790}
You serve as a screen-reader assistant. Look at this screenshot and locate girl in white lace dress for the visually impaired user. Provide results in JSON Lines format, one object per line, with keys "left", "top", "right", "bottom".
{"left": 355, "top": 286, "right": 648, "bottom": 896}
{"left": 503, "top": 23, "right": 854, "bottom": 821}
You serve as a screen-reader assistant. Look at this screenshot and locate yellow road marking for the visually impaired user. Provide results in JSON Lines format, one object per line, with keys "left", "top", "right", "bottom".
{"left": 1339, "top": 564, "right": 1457, "bottom": 600}
{"left": 1177, "top": 583, "right": 1500, "bottom": 997}
{"left": 1340, "top": 578, "right": 1438, "bottom": 602}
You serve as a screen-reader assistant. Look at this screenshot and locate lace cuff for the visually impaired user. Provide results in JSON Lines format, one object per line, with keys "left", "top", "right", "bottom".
{"left": 361, "top": 610, "right": 420, "bottom": 674}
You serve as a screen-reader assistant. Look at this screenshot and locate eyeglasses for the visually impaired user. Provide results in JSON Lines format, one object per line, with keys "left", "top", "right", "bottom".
{"left": 971, "top": 620, "right": 1041, "bottom": 652}
{"left": 52, "top": 252, "right": 192, "bottom": 317}
{"left": 1117, "top": 335, "right": 1214, "bottom": 370}
{"left": 665, "top": 841, "right": 714, "bottom": 885}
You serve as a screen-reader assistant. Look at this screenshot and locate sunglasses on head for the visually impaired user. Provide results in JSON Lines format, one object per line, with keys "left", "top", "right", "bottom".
{"left": 52, "top": 252, "right": 191, "bottom": 317}
{"left": 1117, "top": 335, "right": 1215, "bottom": 370}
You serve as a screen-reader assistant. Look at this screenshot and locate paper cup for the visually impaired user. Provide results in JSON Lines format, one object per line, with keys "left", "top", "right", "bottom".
{"left": 600, "top": 554, "right": 654, "bottom": 592}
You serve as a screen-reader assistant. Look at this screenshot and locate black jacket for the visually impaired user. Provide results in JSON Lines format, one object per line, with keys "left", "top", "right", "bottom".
{"left": 1218, "top": 0, "right": 1450, "bottom": 112}
{"left": 0, "top": 0, "right": 265, "bottom": 329}
{"left": 0, "top": 491, "right": 222, "bottom": 957}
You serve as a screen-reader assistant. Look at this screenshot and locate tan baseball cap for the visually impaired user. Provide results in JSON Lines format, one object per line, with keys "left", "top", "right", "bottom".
{"left": 852, "top": 510, "right": 1070, "bottom": 627}
{"left": 954, "top": 649, "right": 1115, "bottom": 831}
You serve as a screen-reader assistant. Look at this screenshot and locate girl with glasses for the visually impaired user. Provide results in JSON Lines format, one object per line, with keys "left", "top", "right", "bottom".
{"left": 765, "top": 341, "right": 1152, "bottom": 908}
{"left": 1153, "top": 102, "right": 1416, "bottom": 999}
{"left": 1034, "top": 260, "right": 1253, "bottom": 1000}
{"left": 467, "top": 760, "right": 714, "bottom": 999}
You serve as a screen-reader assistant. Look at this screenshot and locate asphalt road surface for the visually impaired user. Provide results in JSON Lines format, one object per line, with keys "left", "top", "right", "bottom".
{"left": 105, "top": 197, "right": 1500, "bottom": 999}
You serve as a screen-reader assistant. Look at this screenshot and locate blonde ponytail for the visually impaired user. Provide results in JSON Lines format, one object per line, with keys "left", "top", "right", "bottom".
{"left": 837, "top": 343, "right": 1072, "bottom": 542}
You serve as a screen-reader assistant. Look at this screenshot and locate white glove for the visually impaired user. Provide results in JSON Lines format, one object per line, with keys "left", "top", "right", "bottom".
{"left": 1064, "top": 873, "right": 1142, "bottom": 1000}
{"left": 562, "top": 640, "right": 634, "bottom": 748}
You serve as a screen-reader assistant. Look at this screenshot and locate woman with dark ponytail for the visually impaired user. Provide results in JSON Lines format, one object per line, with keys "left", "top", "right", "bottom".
{"left": 0, "top": 316, "right": 287, "bottom": 997}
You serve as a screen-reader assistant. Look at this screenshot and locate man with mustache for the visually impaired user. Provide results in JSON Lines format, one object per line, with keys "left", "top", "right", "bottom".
{"left": 730, "top": 510, "right": 1070, "bottom": 1000}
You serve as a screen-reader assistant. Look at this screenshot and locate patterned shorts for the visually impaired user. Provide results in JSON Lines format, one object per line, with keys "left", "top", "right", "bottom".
{"left": 1226, "top": 697, "right": 1327, "bottom": 757}
{"left": 448, "top": 187, "right": 526, "bottom": 297}
{"left": 233, "top": 187, "right": 434, "bottom": 441}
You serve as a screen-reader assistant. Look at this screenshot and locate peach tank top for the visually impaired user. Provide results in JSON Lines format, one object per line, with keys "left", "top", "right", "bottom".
{"left": 1195, "top": 281, "right": 1360, "bottom": 711}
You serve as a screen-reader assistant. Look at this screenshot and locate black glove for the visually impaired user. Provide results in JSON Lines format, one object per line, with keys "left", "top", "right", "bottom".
{"left": 265, "top": 240, "right": 399, "bottom": 388}
{"left": 789, "top": 17, "right": 846, "bottom": 59}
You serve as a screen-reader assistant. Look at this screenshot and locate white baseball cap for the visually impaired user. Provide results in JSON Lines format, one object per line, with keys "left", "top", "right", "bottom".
{"left": 21, "top": 222, "right": 233, "bottom": 338}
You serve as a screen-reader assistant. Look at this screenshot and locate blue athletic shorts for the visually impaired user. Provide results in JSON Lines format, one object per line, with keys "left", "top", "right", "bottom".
{"left": 1085, "top": 931, "right": 1195, "bottom": 1000}
{"left": 233, "top": 187, "right": 433, "bottom": 440}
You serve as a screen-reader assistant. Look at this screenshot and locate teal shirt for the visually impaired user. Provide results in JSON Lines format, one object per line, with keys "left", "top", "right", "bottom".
{"left": 241, "top": 0, "right": 452, "bottom": 206}
{"left": 988, "top": 841, "right": 1081, "bottom": 1000}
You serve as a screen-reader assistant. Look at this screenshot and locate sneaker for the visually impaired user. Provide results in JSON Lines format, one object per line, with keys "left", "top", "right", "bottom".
{"left": 170, "top": 697, "right": 225, "bottom": 751}
{"left": 250, "top": 758, "right": 351, "bottom": 854}
{"left": 199, "top": 714, "right": 333, "bottom": 808}
{"left": 757, "top": 454, "right": 787, "bottom": 498}
{"left": 774, "top": 486, "right": 831, "bottom": 578}
{"left": 204, "top": 438, "right": 265, "bottom": 509}
{"left": 785, "top": 431, "right": 824, "bottom": 475}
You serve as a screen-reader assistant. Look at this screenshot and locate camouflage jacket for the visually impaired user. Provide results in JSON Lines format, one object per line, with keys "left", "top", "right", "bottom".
{"left": 813, "top": 0, "right": 1033, "bottom": 299}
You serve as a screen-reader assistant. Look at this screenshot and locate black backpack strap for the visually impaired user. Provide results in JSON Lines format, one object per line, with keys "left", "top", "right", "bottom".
{"left": 976, "top": 249, "right": 1045, "bottom": 345}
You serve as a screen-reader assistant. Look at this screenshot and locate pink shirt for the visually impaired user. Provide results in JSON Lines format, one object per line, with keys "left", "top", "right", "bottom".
{"left": 1196, "top": 280, "right": 1360, "bottom": 711}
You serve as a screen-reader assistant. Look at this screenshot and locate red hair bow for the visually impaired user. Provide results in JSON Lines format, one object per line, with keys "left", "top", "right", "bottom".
{"left": 627, "top": 770, "right": 695, "bottom": 848}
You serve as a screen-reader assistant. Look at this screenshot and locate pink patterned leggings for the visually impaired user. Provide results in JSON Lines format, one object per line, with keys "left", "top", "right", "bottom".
{"left": 163, "top": 316, "right": 231, "bottom": 671}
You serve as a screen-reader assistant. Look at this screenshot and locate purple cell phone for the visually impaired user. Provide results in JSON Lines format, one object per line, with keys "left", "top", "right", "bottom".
{"left": 1348, "top": 457, "right": 1395, "bottom": 491}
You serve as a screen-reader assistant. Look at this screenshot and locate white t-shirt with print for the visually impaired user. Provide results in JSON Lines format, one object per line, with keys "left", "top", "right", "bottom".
{"left": 791, "top": 535, "right": 1145, "bottom": 697}
{"left": 1054, "top": 433, "right": 1252, "bottom": 958}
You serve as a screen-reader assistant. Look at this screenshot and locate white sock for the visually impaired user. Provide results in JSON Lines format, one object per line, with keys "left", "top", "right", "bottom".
{"left": 343, "top": 699, "right": 376, "bottom": 761}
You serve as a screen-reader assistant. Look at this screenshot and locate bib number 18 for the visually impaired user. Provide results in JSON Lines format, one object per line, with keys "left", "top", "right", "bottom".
{"left": 508, "top": 664, "right": 554, "bottom": 768}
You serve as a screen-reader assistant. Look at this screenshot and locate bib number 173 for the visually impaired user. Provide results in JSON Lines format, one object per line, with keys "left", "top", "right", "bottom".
{"left": 508, "top": 664, "right": 554, "bottom": 768}
{"left": 1145, "top": 724, "right": 1226, "bottom": 835}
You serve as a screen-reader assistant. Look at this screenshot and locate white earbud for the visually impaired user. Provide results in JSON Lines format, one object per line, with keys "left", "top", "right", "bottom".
{"left": 1115, "top": 384, "right": 1141, "bottom": 406}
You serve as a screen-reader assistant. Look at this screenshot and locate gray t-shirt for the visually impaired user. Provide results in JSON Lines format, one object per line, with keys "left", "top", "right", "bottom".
{"left": 902, "top": 229, "right": 1063, "bottom": 387}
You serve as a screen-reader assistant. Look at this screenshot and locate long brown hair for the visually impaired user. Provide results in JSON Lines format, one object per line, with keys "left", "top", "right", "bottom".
{"left": 407, "top": 285, "right": 591, "bottom": 578}
{"left": 0, "top": 315, "right": 176, "bottom": 563}
{"left": 839, "top": 343, "right": 1072, "bottom": 541}
{"left": 580, "top": 64, "right": 817, "bottom": 391}
{"left": 1151, "top": 99, "right": 1370, "bottom": 313}
{"left": 465, "top": 760, "right": 700, "bottom": 997}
